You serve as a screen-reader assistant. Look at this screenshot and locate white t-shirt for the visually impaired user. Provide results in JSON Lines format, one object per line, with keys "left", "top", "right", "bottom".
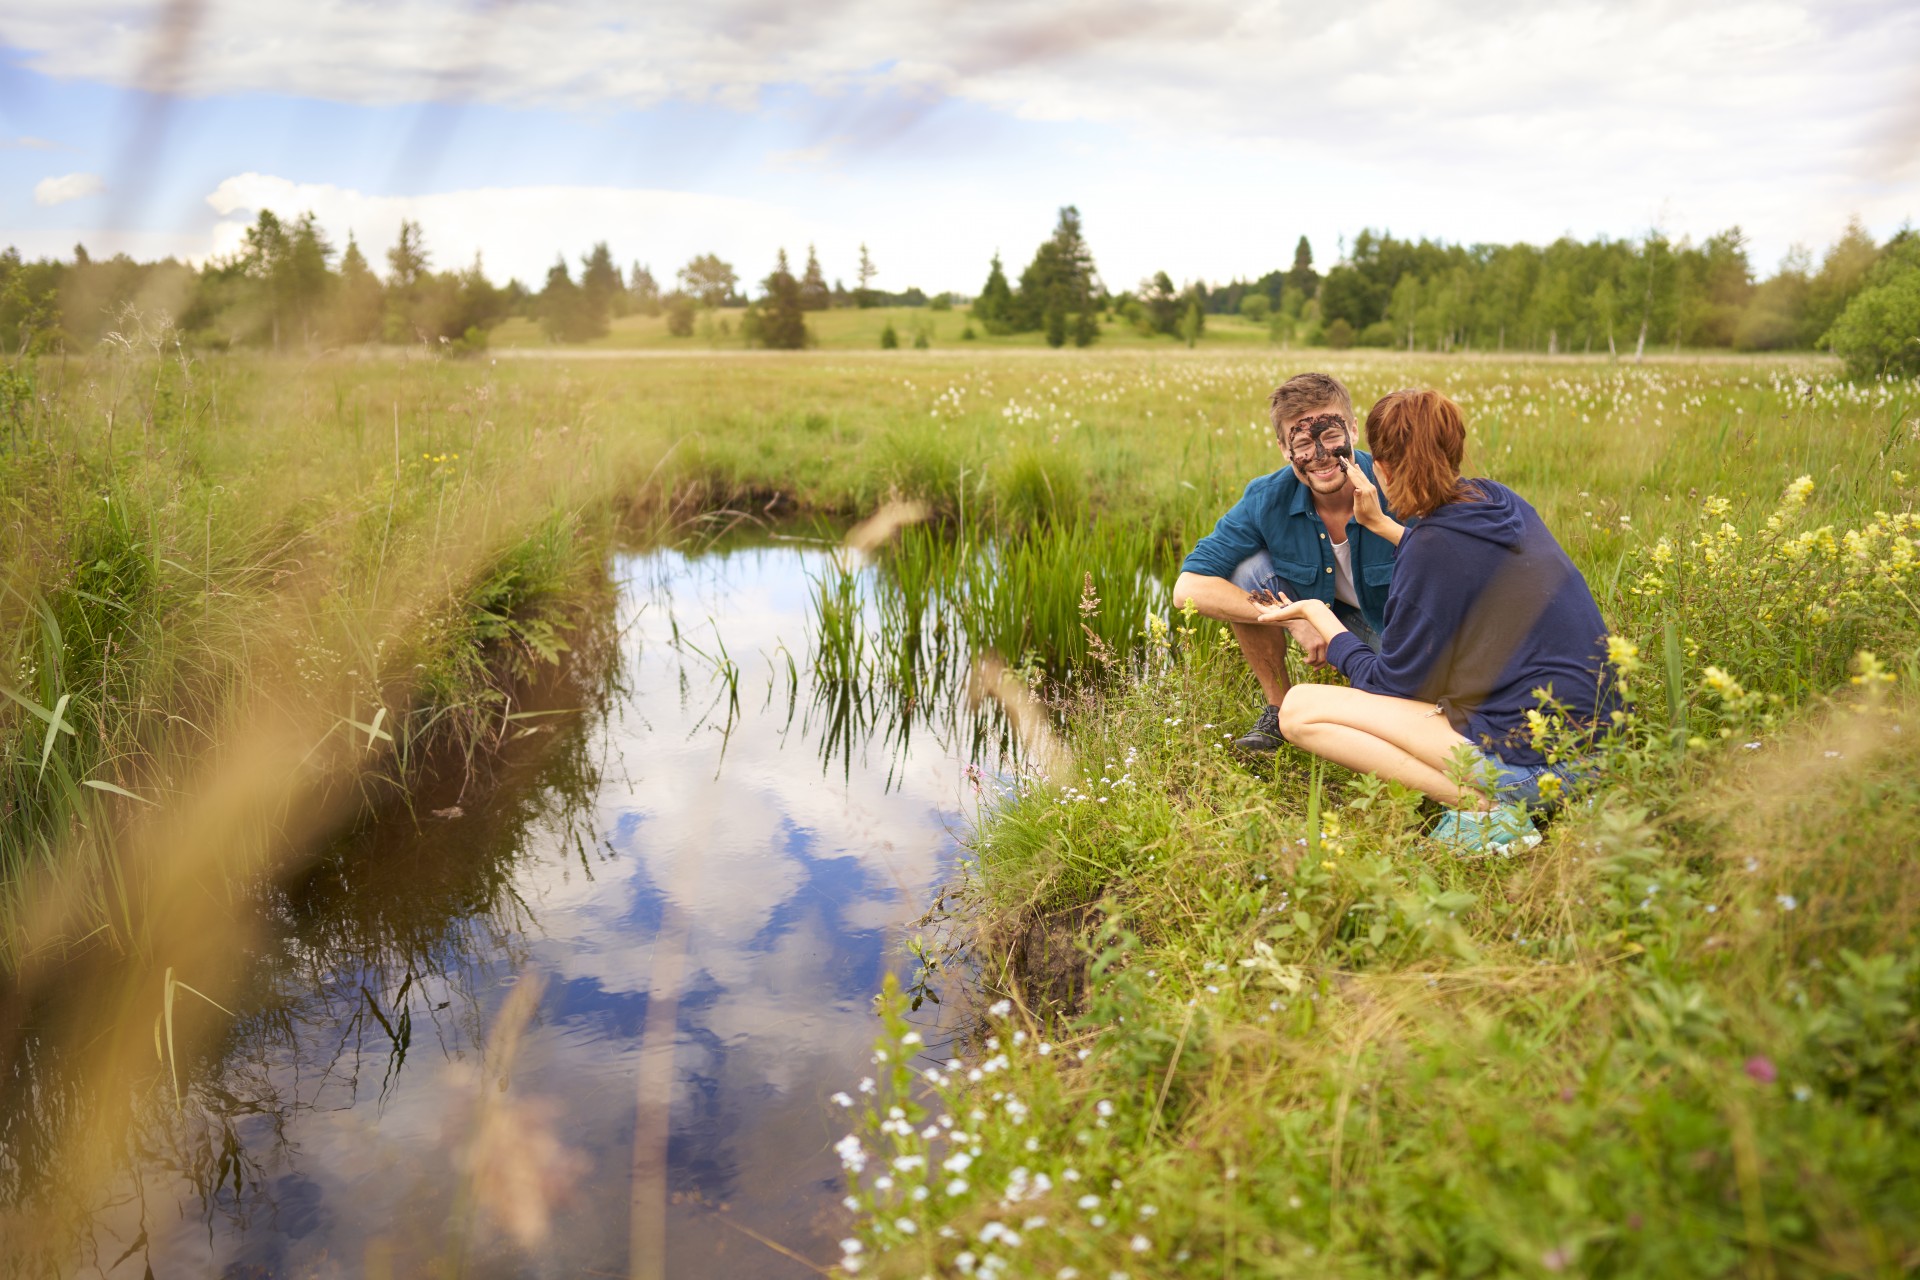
{"left": 1329, "top": 535, "right": 1359, "bottom": 608}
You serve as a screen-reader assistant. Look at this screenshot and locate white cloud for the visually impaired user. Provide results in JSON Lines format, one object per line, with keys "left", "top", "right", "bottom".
{"left": 33, "top": 171, "right": 106, "bottom": 206}
{"left": 3, "top": 136, "right": 59, "bottom": 150}
{"left": 8, "top": 1, "right": 1919, "bottom": 279}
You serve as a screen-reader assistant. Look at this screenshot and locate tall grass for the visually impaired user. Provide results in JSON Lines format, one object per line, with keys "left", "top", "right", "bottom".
{"left": 828, "top": 358, "right": 1920, "bottom": 1279}
{"left": 3, "top": 342, "right": 1917, "bottom": 1274}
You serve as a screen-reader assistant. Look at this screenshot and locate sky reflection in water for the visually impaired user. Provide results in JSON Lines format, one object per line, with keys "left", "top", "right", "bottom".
{"left": 86, "top": 540, "right": 989, "bottom": 1278}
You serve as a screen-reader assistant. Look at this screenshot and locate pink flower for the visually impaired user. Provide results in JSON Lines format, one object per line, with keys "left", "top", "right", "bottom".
{"left": 1744, "top": 1055, "right": 1777, "bottom": 1084}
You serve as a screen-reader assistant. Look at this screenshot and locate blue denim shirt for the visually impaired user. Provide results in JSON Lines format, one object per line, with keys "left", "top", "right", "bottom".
{"left": 1179, "top": 451, "right": 1398, "bottom": 636}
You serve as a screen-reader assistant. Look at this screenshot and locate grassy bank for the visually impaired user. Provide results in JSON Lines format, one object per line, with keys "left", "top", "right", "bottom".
{"left": 829, "top": 362, "right": 1920, "bottom": 1277}
{"left": 3, "top": 344, "right": 1902, "bottom": 972}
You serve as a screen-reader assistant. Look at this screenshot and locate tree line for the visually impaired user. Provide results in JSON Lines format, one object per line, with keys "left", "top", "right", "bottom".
{"left": 3, "top": 206, "right": 1915, "bottom": 373}
{"left": 0, "top": 216, "right": 935, "bottom": 354}
{"left": 974, "top": 211, "right": 1917, "bottom": 366}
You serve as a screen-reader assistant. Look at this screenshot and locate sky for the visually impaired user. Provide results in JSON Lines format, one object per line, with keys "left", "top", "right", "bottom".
{"left": 3, "top": 0, "right": 1919, "bottom": 295}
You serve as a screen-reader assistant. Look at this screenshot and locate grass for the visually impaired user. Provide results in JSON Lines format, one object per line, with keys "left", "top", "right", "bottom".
{"left": 828, "top": 360, "right": 1920, "bottom": 1277}
{"left": 2, "top": 339, "right": 1918, "bottom": 1275}
{"left": 488, "top": 305, "right": 1278, "bottom": 352}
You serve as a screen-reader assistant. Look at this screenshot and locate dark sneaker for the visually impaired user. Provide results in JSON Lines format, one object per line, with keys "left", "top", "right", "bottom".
{"left": 1233, "top": 704, "right": 1286, "bottom": 753}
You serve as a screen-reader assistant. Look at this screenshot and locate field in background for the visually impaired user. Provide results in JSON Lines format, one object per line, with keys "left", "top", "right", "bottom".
{"left": 489, "top": 305, "right": 1278, "bottom": 351}
{"left": 3, "top": 344, "right": 1918, "bottom": 1275}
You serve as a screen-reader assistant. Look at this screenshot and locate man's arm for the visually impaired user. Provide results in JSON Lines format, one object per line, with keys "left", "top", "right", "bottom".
{"left": 1173, "top": 571, "right": 1329, "bottom": 665}
{"left": 1172, "top": 571, "right": 1269, "bottom": 623}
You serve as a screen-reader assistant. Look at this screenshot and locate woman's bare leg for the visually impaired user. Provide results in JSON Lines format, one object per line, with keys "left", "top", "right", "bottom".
{"left": 1277, "top": 684, "right": 1485, "bottom": 805}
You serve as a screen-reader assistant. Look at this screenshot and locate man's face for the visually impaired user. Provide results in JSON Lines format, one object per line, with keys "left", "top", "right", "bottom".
{"left": 1281, "top": 404, "right": 1355, "bottom": 495}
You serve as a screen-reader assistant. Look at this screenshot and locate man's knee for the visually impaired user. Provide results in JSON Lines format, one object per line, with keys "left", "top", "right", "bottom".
{"left": 1228, "top": 550, "right": 1277, "bottom": 594}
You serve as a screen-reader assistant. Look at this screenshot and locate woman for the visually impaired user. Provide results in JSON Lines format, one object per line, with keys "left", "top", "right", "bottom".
{"left": 1255, "top": 388, "right": 1619, "bottom": 853}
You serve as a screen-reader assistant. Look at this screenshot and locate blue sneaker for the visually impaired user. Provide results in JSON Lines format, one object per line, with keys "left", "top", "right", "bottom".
{"left": 1430, "top": 805, "right": 1541, "bottom": 857}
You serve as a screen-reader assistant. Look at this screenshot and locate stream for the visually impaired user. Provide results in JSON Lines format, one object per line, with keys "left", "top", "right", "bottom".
{"left": 10, "top": 535, "right": 1006, "bottom": 1278}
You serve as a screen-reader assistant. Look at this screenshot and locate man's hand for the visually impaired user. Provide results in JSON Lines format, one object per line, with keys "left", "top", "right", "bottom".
{"left": 1246, "top": 587, "right": 1329, "bottom": 664}
{"left": 1255, "top": 597, "right": 1347, "bottom": 661}
{"left": 1284, "top": 617, "right": 1328, "bottom": 665}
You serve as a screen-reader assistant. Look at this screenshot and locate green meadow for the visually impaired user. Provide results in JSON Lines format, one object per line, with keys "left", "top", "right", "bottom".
{"left": 3, "top": 343, "right": 1919, "bottom": 1275}
{"left": 488, "top": 304, "right": 1278, "bottom": 351}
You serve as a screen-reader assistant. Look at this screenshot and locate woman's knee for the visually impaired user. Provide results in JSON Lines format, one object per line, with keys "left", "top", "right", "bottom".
{"left": 1277, "top": 684, "right": 1321, "bottom": 738}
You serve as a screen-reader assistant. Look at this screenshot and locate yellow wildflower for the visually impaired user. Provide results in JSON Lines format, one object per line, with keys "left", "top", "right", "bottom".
{"left": 1606, "top": 635, "right": 1643, "bottom": 676}
{"left": 1850, "top": 650, "right": 1895, "bottom": 689}
{"left": 1702, "top": 665, "right": 1746, "bottom": 701}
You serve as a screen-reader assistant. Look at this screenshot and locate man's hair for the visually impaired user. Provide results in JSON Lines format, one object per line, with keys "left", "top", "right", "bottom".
{"left": 1362, "top": 388, "right": 1482, "bottom": 519}
{"left": 1267, "top": 372, "right": 1354, "bottom": 435}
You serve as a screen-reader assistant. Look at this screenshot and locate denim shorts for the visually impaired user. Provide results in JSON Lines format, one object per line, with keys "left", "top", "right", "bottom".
{"left": 1473, "top": 751, "right": 1596, "bottom": 813}
{"left": 1230, "top": 550, "right": 1382, "bottom": 653}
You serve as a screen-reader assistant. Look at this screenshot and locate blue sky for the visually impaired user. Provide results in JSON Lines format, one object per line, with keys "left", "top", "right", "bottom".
{"left": 4, "top": 0, "right": 1918, "bottom": 293}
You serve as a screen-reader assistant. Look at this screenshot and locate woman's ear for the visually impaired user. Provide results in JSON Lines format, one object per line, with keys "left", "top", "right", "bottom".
{"left": 1374, "top": 458, "right": 1393, "bottom": 489}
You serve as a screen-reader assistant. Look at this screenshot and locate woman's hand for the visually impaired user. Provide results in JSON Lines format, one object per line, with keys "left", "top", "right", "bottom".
{"left": 1255, "top": 596, "right": 1346, "bottom": 645}
{"left": 1340, "top": 458, "right": 1405, "bottom": 545}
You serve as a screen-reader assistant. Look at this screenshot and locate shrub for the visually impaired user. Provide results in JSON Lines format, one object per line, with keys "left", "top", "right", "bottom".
{"left": 879, "top": 322, "right": 899, "bottom": 350}
{"left": 664, "top": 294, "right": 696, "bottom": 337}
{"left": 1824, "top": 261, "right": 1920, "bottom": 379}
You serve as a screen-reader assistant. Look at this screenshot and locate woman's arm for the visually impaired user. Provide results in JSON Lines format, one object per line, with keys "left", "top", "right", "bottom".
{"left": 1254, "top": 597, "right": 1348, "bottom": 644}
{"left": 1341, "top": 458, "right": 1404, "bottom": 546}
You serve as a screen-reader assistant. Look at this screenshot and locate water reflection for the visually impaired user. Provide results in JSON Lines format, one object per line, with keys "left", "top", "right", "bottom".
{"left": 5, "top": 535, "right": 1009, "bottom": 1278}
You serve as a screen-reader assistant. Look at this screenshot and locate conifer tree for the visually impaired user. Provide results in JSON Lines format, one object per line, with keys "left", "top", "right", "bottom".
{"left": 628, "top": 263, "right": 661, "bottom": 316}
{"left": 973, "top": 254, "right": 1014, "bottom": 332}
{"left": 856, "top": 243, "right": 877, "bottom": 308}
{"left": 799, "top": 245, "right": 831, "bottom": 311}
{"left": 386, "top": 220, "right": 429, "bottom": 288}
{"left": 538, "top": 257, "right": 608, "bottom": 342}
{"left": 1287, "top": 235, "right": 1317, "bottom": 301}
{"left": 758, "top": 248, "right": 809, "bottom": 349}
{"left": 330, "top": 234, "right": 383, "bottom": 345}
{"left": 1012, "top": 206, "right": 1099, "bottom": 332}
{"left": 580, "top": 242, "right": 623, "bottom": 318}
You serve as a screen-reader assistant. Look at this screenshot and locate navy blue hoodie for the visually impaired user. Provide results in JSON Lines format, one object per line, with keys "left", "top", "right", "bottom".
{"left": 1324, "top": 480, "right": 1619, "bottom": 767}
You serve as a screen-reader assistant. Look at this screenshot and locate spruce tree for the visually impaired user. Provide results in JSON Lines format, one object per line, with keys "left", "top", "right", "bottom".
{"left": 538, "top": 258, "right": 608, "bottom": 342}
{"left": 1072, "top": 308, "right": 1099, "bottom": 347}
{"left": 800, "top": 245, "right": 831, "bottom": 311}
{"left": 856, "top": 243, "right": 877, "bottom": 308}
{"left": 331, "top": 235, "right": 383, "bottom": 345}
{"left": 580, "top": 242, "right": 622, "bottom": 319}
{"left": 759, "top": 248, "right": 809, "bottom": 349}
{"left": 1045, "top": 305, "right": 1067, "bottom": 348}
{"left": 386, "top": 220, "right": 429, "bottom": 288}
{"left": 974, "top": 254, "right": 1014, "bottom": 332}
{"left": 1012, "top": 206, "right": 1100, "bottom": 332}
{"left": 628, "top": 263, "right": 661, "bottom": 316}
{"left": 1287, "top": 235, "right": 1317, "bottom": 302}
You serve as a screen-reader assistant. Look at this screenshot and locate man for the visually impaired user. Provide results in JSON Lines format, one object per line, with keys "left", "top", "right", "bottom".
{"left": 1171, "top": 371, "right": 1399, "bottom": 753}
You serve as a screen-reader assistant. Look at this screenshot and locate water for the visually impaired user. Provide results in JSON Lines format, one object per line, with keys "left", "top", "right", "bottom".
{"left": 13, "top": 538, "right": 1006, "bottom": 1277}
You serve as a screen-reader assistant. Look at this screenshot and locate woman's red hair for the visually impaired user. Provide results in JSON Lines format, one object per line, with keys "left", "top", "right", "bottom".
{"left": 1363, "top": 389, "right": 1480, "bottom": 520}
